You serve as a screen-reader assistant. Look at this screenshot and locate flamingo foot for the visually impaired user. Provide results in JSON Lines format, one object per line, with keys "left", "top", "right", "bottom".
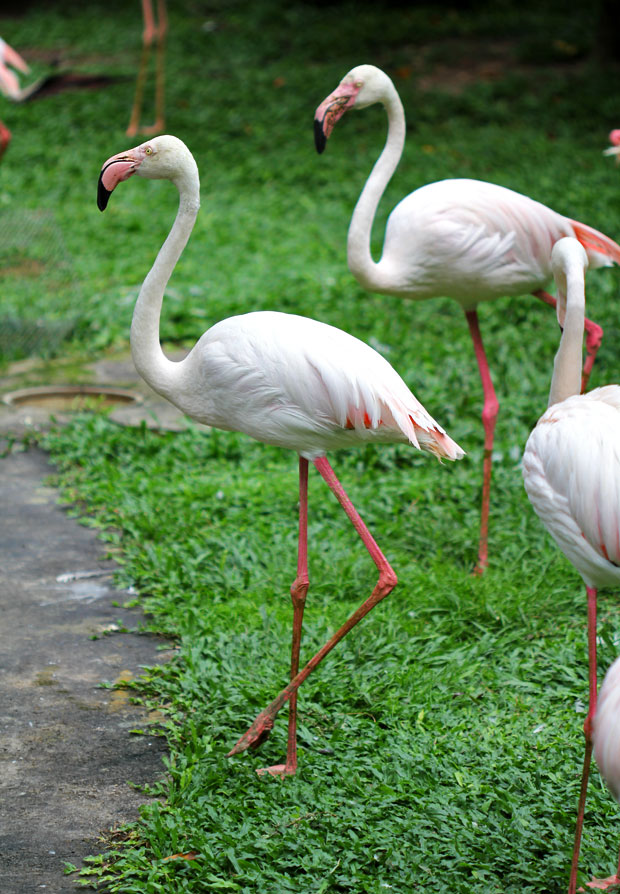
{"left": 138, "top": 119, "right": 165, "bottom": 136}
{"left": 256, "top": 762, "right": 296, "bottom": 778}
{"left": 126, "top": 121, "right": 164, "bottom": 138}
{"left": 227, "top": 710, "right": 275, "bottom": 756}
{"left": 472, "top": 543, "right": 488, "bottom": 576}
{"left": 580, "top": 875, "right": 620, "bottom": 890}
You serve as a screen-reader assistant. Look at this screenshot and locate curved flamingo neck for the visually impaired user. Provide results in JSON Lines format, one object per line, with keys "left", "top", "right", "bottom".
{"left": 130, "top": 166, "right": 200, "bottom": 398}
{"left": 548, "top": 255, "right": 585, "bottom": 407}
{"left": 347, "top": 83, "right": 406, "bottom": 291}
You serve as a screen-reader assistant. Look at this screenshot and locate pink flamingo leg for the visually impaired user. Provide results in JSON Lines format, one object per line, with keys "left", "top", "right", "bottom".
{"left": 151, "top": 0, "right": 167, "bottom": 134}
{"left": 570, "top": 587, "right": 620, "bottom": 892}
{"left": 568, "top": 586, "right": 598, "bottom": 893}
{"left": 257, "top": 457, "right": 310, "bottom": 778}
{"left": 465, "top": 309, "right": 498, "bottom": 575}
{"left": 533, "top": 289, "right": 603, "bottom": 393}
{"left": 127, "top": 0, "right": 167, "bottom": 137}
{"left": 227, "top": 455, "right": 397, "bottom": 768}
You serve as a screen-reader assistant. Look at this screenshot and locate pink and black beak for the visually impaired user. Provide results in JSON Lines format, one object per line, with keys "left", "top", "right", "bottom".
{"left": 314, "top": 82, "right": 361, "bottom": 154}
{"left": 97, "top": 150, "right": 140, "bottom": 211}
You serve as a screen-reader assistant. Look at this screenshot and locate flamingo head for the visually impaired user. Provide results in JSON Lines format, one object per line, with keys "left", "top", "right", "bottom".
{"left": 314, "top": 64, "right": 393, "bottom": 154}
{"left": 97, "top": 134, "right": 197, "bottom": 210}
{"left": 603, "top": 129, "right": 620, "bottom": 163}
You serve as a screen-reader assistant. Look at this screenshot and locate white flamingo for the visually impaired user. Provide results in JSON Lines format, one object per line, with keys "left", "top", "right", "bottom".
{"left": 522, "top": 237, "right": 620, "bottom": 893}
{"left": 97, "top": 134, "right": 464, "bottom": 777}
{"left": 315, "top": 63, "right": 620, "bottom": 574}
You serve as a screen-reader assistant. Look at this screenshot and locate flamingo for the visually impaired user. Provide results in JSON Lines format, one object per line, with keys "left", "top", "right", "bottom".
{"left": 522, "top": 237, "right": 620, "bottom": 892}
{"left": 314, "top": 63, "right": 620, "bottom": 574}
{"left": 604, "top": 129, "right": 620, "bottom": 163}
{"left": 97, "top": 134, "right": 465, "bottom": 777}
{"left": 0, "top": 38, "right": 36, "bottom": 160}
{"left": 126, "top": 0, "right": 167, "bottom": 137}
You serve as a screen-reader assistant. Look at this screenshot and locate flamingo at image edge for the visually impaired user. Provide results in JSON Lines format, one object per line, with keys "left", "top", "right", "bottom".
{"left": 522, "top": 238, "right": 620, "bottom": 892}
{"left": 97, "top": 134, "right": 464, "bottom": 777}
{"left": 315, "top": 63, "right": 620, "bottom": 574}
{"left": 594, "top": 656, "right": 620, "bottom": 867}
{"left": 0, "top": 38, "right": 34, "bottom": 160}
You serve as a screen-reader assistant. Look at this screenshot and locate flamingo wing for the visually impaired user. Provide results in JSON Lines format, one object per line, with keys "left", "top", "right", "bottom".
{"left": 187, "top": 311, "right": 464, "bottom": 460}
{"left": 380, "top": 179, "right": 577, "bottom": 303}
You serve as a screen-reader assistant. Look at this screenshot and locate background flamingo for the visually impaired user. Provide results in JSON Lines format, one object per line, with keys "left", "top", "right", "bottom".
{"left": 126, "top": 0, "right": 167, "bottom": 137}
{"left": 315, "top": 64, "right": 620, "bottom": 574}
{"left": 0, "top": 37, "right": 38, "bottom": 160}
{"left": 522, "top": 238, "right": 620, "bottom": 892}
{"left": 604, "top": 129, "right": 620, "bottom": 162}
{"left": 97, "top": 134, "right": 464, "bottom": 777}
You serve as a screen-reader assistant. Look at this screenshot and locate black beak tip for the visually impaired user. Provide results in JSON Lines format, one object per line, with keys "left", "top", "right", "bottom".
{"left": 97, "top": 173, "right": 111, "bottom": 212}
{"left": 314, "top": 118, "right": 327, "bottom": 155}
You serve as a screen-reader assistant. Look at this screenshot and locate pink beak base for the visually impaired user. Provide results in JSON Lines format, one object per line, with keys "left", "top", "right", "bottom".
{"left": 314, "top": 82, "right": 361, "bottom": 153}
{"left": 97, "top": 153, "right": 139, "bottom": 211}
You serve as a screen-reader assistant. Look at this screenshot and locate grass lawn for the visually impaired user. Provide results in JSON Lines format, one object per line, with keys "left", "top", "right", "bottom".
{"left": 3, "top": 0, "right": 620, "bottom": 890}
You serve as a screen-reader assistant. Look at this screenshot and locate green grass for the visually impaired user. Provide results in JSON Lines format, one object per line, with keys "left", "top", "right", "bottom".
{"left": 3, "top": 0, "right": 620, "bottom": 890}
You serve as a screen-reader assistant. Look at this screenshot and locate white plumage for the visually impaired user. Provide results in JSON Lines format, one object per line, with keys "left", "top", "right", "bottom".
{"left": 523, "top": 387, "right": 620, "bottom": 590}
{"left": 175, "top": 309, "right": 460, "bottom": 460}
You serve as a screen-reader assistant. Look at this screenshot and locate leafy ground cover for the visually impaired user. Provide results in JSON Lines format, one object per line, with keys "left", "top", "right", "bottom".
{"left": 3, "top": 0, "right": 620, "bottom": 890}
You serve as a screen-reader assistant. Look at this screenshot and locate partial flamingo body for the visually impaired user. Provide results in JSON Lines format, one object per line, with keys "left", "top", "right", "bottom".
{"left": 98, "top": 134, "right": 464, "bottom": 776}
{"left": 315, "top": 64, "right": 620, "bottom": 573}
{"left": 522, "top": 238, "right": 620, "bottom": 892}
{"left": 594, "top": 656, "right": 620, "bottom": 803}
{"left": 0, "top": 38, "right": 30, "bottom": 160}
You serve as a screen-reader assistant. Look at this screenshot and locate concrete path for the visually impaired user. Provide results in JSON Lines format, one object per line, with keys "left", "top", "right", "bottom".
{"left": 0, "top": 447, "right": 173, "bottom": 893}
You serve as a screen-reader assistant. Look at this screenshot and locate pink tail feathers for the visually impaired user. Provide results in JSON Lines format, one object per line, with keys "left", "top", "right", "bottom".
{"left": 570, "top": 220, "right": 620, "bottom": 267}
{"left": 428, "top": 428, "right": 466, "bottom": 462}
{"left": 392, "top": 400, "right": 465, "bottom": 461}
{"left": 407, "top": 418, "right": 465, "bottom": 462}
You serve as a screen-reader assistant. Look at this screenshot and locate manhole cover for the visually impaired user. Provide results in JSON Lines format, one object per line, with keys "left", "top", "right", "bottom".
{"left": 2, "top": 385, "right": 143, "bottom": 412}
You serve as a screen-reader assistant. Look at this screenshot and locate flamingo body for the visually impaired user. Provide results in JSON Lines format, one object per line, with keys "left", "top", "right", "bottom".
{"left": 378, "top": 179, "right": 613, "bottom": 308}
{"left": 169, "top": 309, "right": 461, "bottom": 460}
{"left": 98, "top": 134, "right": 463, "bottom": 776}
{"left": 523, "top": 386, "right": 620, "bottom": 590}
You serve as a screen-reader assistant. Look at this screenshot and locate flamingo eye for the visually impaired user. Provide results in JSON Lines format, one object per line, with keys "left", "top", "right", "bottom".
{"left": 145, "top": 146, "right": 153, "bottom": 155}
{"left": 355, "top": 81, "right": 363, "bottom": 88}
